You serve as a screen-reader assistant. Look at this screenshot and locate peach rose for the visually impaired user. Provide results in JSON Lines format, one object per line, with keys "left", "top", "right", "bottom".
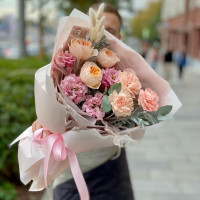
{"left": 97, "top": 48, "right": 120, "bottom": 68}
{"left": 109, "top": 90, "right": 134, "bottom": 117}
{"left": 80, "top": 62, "right": 102, "bottom": 89}
{"left": 118, "top": 69, "right": 141, "bottom": 98}
{"left": 69, "top": 38, "right": 97, "bottom": 60}
{"left": 138, "top": 88, "right": 159, "bottom": 112}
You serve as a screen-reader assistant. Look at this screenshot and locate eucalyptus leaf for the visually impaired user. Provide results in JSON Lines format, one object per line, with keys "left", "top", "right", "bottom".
{"left": 155, "top": 105, "right": 173, "bottom": 116}
{"left": 103, "top": 87, "right": 108, "bottom": 95}
{"left": 108, "top": 82, "right": 122, "bottom": 95}
{"left": 101, "top": 95, "right": 112, "bottom": 113}
{"left": 113, "top": 118, "right": 135, "bottom": 129}
{"left": 133, "top": 118, "right": 149, "bottom": 127}
{"left": 131, "top": 107, "right": 144, "bottom": 118}
{"left": 157, "top": 115, "right": 171, "bottom": 121}
{"left": 142, "top": 112, "right": 158, "bottom": 124}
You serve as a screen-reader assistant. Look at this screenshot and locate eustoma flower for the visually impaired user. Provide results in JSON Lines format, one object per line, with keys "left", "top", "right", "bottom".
{"left": 118, "top": 69, "right": 141, "bottom": 98}
{"left": 82, "top": 93, "right": 105, "bottom": 119}
{"left": 69, "top": 38, "right": 97, "bottom": 60}
{"left": 53, "top": 49, "right": 76, "bottom": 74}
{"left": 97, "top": 48, "right": 119, "bottom": 68}
{"left": 60, "top": 74, "right": 88, "bottom": 104}
{"left": 101, "top": 68, "right": 120, "bottom": 89}
{"left": 138, "top": 88, "right": 159, "bottom": 112}
{"left": 109, "top": 90, "right": 134, "bottom": 117}
{"left": 80, "top": 62, "right": 102, "bottom": 89}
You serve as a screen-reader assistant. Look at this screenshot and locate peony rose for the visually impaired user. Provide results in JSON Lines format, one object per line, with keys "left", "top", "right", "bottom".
{"left": 118, "top": 69, "right": 141, "bottom": 98}
{"left": 69, "top": 38, "right": 97, "bottom": 60}
{"left": 97, "top": 48, "right": 119, "bottom": 68}
{"left": 109, "top": 90, "right": 134, "bottom": 117}
{"left": 53, "top": 49, "right": 76, "bottom": 74}
{"left": 138, "top": 88, "right": 159, "bottom": 112}
{"left": 60, "top": 74, "right": 88, "bottom": 104}
{"left": 82, "top": 93, "right": 105, "bottom": 119}
{"left": 80, "top": 62, "right": 102, "bottom": 89}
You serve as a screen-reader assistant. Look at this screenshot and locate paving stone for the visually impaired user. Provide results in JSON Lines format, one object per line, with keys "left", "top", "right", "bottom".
{"left": 154, "top": 194, "right": 200, "bottom": 200}
{"left": 132, "top": 179, "right": 180, "bottom": 194}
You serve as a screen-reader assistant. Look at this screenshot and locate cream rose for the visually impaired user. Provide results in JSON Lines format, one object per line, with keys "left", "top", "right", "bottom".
{"left": 69, "top": 38, "right": 97, "bottom": 60}
{"left": 80, "top": 62, "right": 102, "bottom": 89}
{"left": 97, "top": 48, "right": 119, "bottom": 68}
{"left": 109, "top": 90, "right": 134, "bottom": 117}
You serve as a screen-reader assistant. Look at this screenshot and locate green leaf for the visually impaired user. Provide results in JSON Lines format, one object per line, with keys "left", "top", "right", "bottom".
{"left": 131, "top": 107, "right": 144, "bottom": 118}
{"left": 103, "top": 87, "right": 108, "bottom": 95}
{"left": 101, "top": 95, "right": 112, "bottom": 113}
{"left": 157, "top": 115, "right": 171, "bottom": 121}
{"left": 108, "top": 82, "right": 122, "bottom": 95}
{"left": 142, "top": 112, "right": 158, "bottom": 124}
{"left": 155, "top": 105, "right": 173, "bottom": 116}
{"left": 133, "top": 118, "right": 149, "bottom": 127}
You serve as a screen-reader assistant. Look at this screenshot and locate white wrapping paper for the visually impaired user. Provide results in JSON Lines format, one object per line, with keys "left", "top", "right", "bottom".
{"left": 13, "top": 9, "right": 182, "bottom": 191}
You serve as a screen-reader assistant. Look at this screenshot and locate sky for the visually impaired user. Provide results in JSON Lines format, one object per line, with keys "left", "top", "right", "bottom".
{"left": 0, "top": 0, "right": 155, "bottom": 18}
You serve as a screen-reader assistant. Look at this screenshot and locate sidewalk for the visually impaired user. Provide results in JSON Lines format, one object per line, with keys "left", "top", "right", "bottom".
{"left": 126, "top": 65, "right": 200, "bottom": 200}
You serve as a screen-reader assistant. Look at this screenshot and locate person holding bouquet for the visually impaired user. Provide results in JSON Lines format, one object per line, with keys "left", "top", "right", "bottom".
{"left": 33, "top": 3, "right": 135, "bottom": 200}
{"left": 11, "top": 2, "right": 181, "bottom": 200}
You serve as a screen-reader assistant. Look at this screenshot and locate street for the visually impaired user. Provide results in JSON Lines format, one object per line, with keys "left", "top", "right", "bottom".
{"left": 127, "top": 63, "right": 200, "bottom": 200}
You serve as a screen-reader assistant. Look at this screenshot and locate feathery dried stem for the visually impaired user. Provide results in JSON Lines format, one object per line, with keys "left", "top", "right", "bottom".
{"left": 89, "top": 3, "right": 105, "bottom": 44}
{"left": 96, "top": 3, "right": 104, "bottom": 20}
{"left": 89, "top": 8, "right": 96, "bottom": 26}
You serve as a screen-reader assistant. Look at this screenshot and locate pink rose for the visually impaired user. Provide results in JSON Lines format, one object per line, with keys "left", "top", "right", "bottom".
{"left": 97, "top": 48, "right": 120, "bottom": 68}
{"left": 69, "top": 38, "right": 97, "bottom": 60}
{"left": 53, "top": 49, "right": 76, "bottom": 74}
{"left": 82, "top": 93, "right": 105, "bottom": 119}
{"left": 60, "top": 74, "right": 88, "bottom": 104}
{"left": 80, "top": 62, "right": 102, "bottom": 89}
{"left": 138, "top": 88, "right": 159, "bottom": 112}
{"left": 101, "top": 68, "right": 120, "bottom": 90}
{"left": 118, "top": 69, "right": 141, "bottom": 98}
{"left": 109, "top": 90, "right": 134, "bottom": 117}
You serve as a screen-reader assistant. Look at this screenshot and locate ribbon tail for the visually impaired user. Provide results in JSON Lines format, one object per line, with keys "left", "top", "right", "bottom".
{"left": 43, "top": 135, "right": 57, "bottom": 187}
{"left": 67, "top": 148, "right": 90, "bottom": 200}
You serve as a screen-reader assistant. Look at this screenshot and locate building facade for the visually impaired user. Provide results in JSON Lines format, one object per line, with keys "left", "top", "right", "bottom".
{"left": 160, "top": 0, "right": 200, "bottom": 64}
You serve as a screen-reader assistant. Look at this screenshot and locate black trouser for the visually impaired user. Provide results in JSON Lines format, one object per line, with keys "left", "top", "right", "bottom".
{"left": 54, "top": 148, "right": 134, "bottom": 200}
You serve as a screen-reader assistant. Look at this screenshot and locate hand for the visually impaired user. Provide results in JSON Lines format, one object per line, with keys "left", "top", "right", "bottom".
{"left": 32, "top": 119, "right": 43, "bottom": 133}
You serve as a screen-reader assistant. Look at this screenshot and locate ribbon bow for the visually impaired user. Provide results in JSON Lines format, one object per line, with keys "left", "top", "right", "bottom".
{"left": 33, "top": 128, "right": 89, "bottom": 200}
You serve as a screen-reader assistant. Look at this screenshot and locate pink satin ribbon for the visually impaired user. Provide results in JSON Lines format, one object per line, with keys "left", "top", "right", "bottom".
{"left": 33, "top": 128, "right": 89, "bottom": 200}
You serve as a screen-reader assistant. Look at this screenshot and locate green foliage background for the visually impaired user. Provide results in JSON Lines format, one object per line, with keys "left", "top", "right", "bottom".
{"left": 131, "top": 0, "right": 161, "bottom": 42}
{"left": 0, "top": 57, "right": 49, "bottom": 199}
{"left": 57, "top": 0, "right": 121, "bottom": 14}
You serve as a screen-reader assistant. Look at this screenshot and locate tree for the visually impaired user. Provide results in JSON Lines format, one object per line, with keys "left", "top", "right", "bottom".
{"left": 56, "top": 0, "right": 119, "bottom": 15}
{"left": 30, "top": 0, "right": 51, "bottom": 59}
{"left": 18, "top": 0, "right": 27, "bottom": 57}
{"left": 131, "top": 1, "right": 161, "bottom": 42}
{"left": 37, "top": 0, "right": 46, "bottom": 59}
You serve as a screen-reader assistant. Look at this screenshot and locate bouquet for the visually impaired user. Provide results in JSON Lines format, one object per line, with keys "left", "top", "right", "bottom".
{"left": 11, "top": 4, "right": 181, "bottom": 200}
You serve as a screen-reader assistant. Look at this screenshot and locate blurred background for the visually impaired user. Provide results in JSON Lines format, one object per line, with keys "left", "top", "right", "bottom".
{"left": 0, "top": 0, "right": 199, "bottom": 200}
